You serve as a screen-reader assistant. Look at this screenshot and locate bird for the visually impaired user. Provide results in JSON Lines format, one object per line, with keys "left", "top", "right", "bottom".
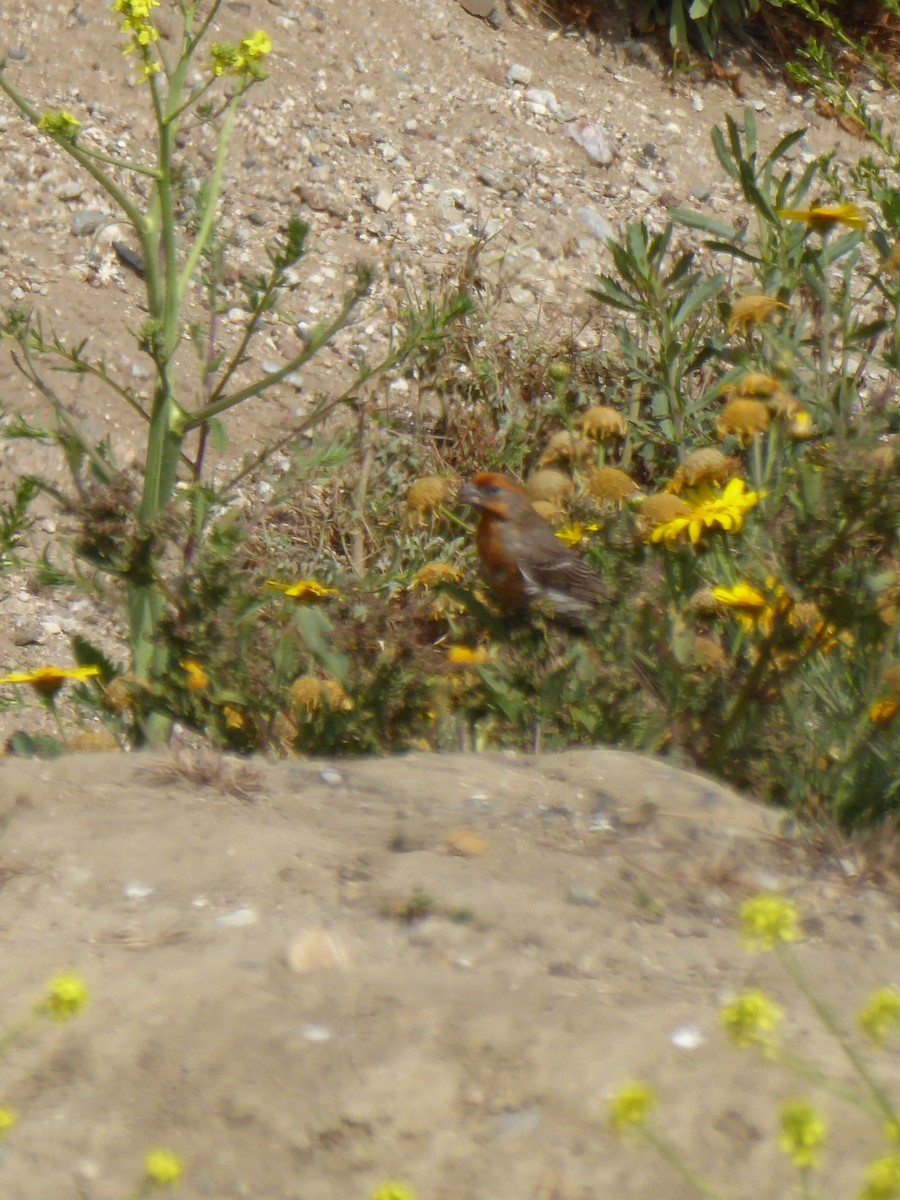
{"left": 458, "top": 471, "right": 606, "bottom": 624}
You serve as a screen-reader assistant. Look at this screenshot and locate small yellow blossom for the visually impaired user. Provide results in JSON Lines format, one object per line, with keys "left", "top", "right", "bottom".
{"left": 0, "top": 664, "right": 100, "bottom": 701}
{"left": 779, "top": 1099, "right": 825, "bottom": 1169}
{"left": 144, "top": 1148, "right": 183, "bottom": 1186}
{"left": 716, "top": 398, "right": 771, "bottom": 444}
{"left": 579, "top": 404, "right": 627, "bottom": 441}
{"left": 728, "top": 293, "right": 788, "bottom": 333}
{"left": 712, "top": 580, "right": 785, "bottom": 636}
{"left": 240, "top": 30, "right": 272, "bottom": 60}
{"left": 265, "top": 578, "right": 337, "bottom": 603}
{"left": 112, "top": 0, "right": 160, "bottom": 53}
{"left": 858, "top": 1153, "right": 900, "bottom": 1200}
{"left": 37, "top": 110, "right": 81, "bottom": 142}
{"left": 787, "top": 409, "right": 816, "bottom": 440}
{"left": 720, "top": 988, "right": 783, "bottom": 1050}
{"left": 608, "top": 1081, "right": 656, "bottom": 1131}
{"left": 858, "top": 988, "right": 900, "bottom": 1046}
{"left": 0, "top": 1105, "right": 17, "bottom": 1138}
{"left": 36, "top": 974, "right": 87, "bottom": 1022}
{"left": 739, "top": 893, "right": 799, "bottom": 951}
{"left": 870, "top": 698, "right": 899, "bottom": 724}
{"left": 778, "top": 202, "right": 867, "bottom": 232}
{"left": 222, "top": 705, "right": 245, "bottom": 731}
{"left": 210, "top": 29, "right": 271, "bottom": 77}
{"left": 179, "top": 659, "right": 209, "bottom": 692}
{"left": 447, "top": 645, "right": 488, "bottom": 667}
{"left": 371, "top": 1185, "right": 417, "bottom": 1200}
{"left": 555, "top": 521, "right": 599, "bottom": 548}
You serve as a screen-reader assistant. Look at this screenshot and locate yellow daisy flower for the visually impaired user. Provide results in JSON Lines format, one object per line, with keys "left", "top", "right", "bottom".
{"left": 0, "top": 664, "right": 100, "bottom": 701}
{"left": 446, "top": 645, "right": 488, "bottom": 667}
{"left": 265, "top": 579, "right": 337, "bottom": 603}
{"left": 36, "top": 974, "right": 88, "bottom": 1022}
{"left": 778, "top": 202, "right": 867, "bottom": 231}
{"left": 739, "top": 893, "right": 799, "bottom": 951}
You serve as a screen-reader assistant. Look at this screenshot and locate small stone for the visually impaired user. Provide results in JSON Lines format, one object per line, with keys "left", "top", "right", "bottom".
{"left": 217, "top": 905, "right": 259, "bottom": 928}
{"left": 445, "top": 829, "right": 488, "bottom": 857}
{"left": 320, "top": 768, "right": 343, "bottom": 787}
{"left": 287, "top": 929, "right": 349, "bottom": 973}
{"left": 495, "top": 1106, "right": 541, "bottom": 1141}
{"left": 671, "top": 1023, "right": 704, "bottom": 1050}
{"left": 302, "top": 1023, "right": 332, "bottom": 1042}
{"left": 460, "top": 0, "right": 493, "bottom": 15}
{"left": 69, "top": 208, "right": 110, "bottom": 242}
{"left": 575, "top": 205, "right": 614, "bottom": 242}
{"left": 524, "top": 86, "right": 559, "bottom": 115}
{"left": 12, "top": 622, "right": 42, "bottom": 646}
{"left": 506, "top": 63, "right": 532, "bottom": 86}
{"left": 57, "top": 180, "right": 84, "bottom": 201}
{"left": 564, "top": 119, "right": 615, "bottom": 166}
{"left": 371, "top": 187, "right": 396, "bottom": 212}
{"left": 123, "top": 882, "right": 155, "bottom": 901}
{"left": 7, "top": 48, "right": 28, "bottom": 61}
{"left": 567, "top": 884, "right": 600, "bottom": 907}
{"left": 690, "top": 92, "right": 704, "bottom": 112}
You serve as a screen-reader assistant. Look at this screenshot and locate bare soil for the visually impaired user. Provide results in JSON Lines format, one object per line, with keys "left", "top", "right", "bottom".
{"left": 2, "top": 747, "right": 899, "bottom": 1200}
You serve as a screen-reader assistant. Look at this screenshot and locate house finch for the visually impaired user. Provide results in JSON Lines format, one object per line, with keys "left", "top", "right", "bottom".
{"left": 458, "top": 471, "right": 605, "bottom": 624}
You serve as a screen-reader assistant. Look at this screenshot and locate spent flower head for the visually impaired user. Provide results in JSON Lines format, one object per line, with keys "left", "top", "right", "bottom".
{"left": 144, "top": 1148, "right": 183, "bottom": 1186}
{"left": 858, "top": 988, "right": 900, "bottom": 1047}
{"left": 779, "top": 1099, "right": 826, "bottom": 1169}
{"left": 740, "top": 893, "right": 799, "bottom": 951}
{"left": 608, "top": 1081, "right": 656, "bottom": 1131}
{"left": 35, "top": 974, "right": 87, "bottom": 1022}
{"left": 720, "top": 988, "right": 783, "bottom": 1051}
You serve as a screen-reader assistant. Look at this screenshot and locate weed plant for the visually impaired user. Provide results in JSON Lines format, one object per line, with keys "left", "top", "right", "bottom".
{"left": 0, "top": 8, "right": 896, "bottom": 825}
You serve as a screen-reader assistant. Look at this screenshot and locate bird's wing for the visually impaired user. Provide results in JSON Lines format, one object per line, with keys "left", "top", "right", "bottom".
{"left": 513, "top": 523, "right": 606, "bottom": 604}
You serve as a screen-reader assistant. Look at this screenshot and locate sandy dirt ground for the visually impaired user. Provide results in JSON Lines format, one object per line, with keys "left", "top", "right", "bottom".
{"left": 2, "top": 747, "right": 899, "bottom": 1199}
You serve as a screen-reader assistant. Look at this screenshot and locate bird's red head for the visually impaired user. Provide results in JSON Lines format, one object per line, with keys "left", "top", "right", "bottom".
{"left": 458, "top": 472, "right": 528, "bottom": 519}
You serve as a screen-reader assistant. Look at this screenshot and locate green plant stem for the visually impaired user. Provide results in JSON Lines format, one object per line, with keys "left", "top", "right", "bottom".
{"left": 0, "top": 71, "right": 146, "bottom": 235}
{"left": 0, "top": 1015, "right": 37, "bottom": 1059}
{"left": 777, "top": 943, "right": 898, "bottom": 1123}
{"left": 640, "top": 1126, "right": 727, "bottom": 1200}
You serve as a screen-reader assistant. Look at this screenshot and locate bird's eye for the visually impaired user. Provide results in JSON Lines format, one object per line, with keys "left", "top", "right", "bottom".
{"left": 485, "top": 484, "right": 501, "bottom": 496}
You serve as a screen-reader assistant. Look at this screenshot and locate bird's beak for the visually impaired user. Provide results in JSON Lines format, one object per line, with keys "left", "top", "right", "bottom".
{"left": 457, "top": 481, "right": 482, "bottom": 507}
